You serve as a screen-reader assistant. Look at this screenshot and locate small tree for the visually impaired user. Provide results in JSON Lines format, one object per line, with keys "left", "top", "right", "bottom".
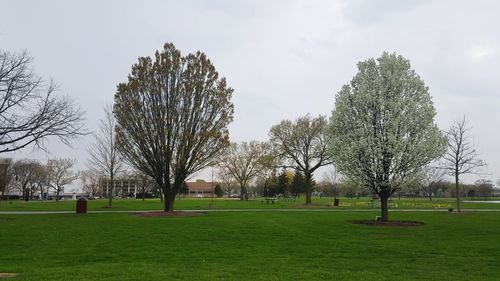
{"left": 46, "top": 159, "right": 78, "bottom": 201}
{"left": 276, "top": 169, "right": 291, "bottom": 196}
{"left": 442, "top": 117, "right": 485, "bottom": 212}
{"left": 0, "top": 50, "right": 86, "bottom": 154}
{"left": 322, "top": 166, "right": 343, "bottom": 198}
{"left": 422, "top": 165, "right": 446, "bottom": 200}
{"left": 11, "top": 160, "right": 42, "bottom": 201}
{"left": 133, "top": 170, "right": 155, "bottom": 201}
{"left": 214, "top": 184, "right": 224, "bottom": 198}
{"left": 329, "top": 53, "right": 447, "bottom": 221}
{"left": 216, "top": 167, "right": 236, "bottom": 197}
{"left": 269, "top": 115, "right": 333, "bottom": 205}
{"left": 87, "top": 104, "right": 124, "bottom": 208}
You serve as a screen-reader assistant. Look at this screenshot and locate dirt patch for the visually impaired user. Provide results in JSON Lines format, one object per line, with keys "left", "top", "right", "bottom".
{"left": 0, "top": 273, "right": 18, "bottom": 279}
{"left": 134, "top": 211, "right": 206, "bottom": 218}
{"left": 0, "top": 218, "right": 13, "bottom": 222}
{"left": 348, "top": 220, "right": 425, "bottom": 227}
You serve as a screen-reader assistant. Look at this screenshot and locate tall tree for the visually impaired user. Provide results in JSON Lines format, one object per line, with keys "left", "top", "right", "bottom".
{"left": 442, "top": 117, "right": 486, "bottom": 212}
{"left": 269, "top": 114, "right": 332, "bottom": 205}
{"left": 87, "top": 104, "right": 124, "bottom": 207}
{"left": 0, "top": 50, "right": 86, "bottom": 153}
{"left": 46, "top": 159, "right": 78, "bottom": 201}
{"left": 329, "top": 52, "right": 447, "bottom": 221}
{"left": 114, "top": 43, "right": 234, "bottom": 212}
{"left": 219, "top": 141, "right": 273, "bottom": 200}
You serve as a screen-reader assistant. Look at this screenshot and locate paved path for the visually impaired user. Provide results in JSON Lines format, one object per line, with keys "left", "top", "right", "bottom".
{"left": 1, "top": 209, "right": 500, "bottom": 215}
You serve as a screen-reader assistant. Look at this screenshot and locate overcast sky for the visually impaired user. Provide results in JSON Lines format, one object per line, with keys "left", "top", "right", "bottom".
{"left": 1, "top": 0, "right": 499, "bottom": 188}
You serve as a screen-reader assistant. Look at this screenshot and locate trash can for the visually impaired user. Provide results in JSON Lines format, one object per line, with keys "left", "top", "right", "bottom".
{"left": 333, "top": 198, "right": 340, "bottom": 207}
{"left": 76, "top": 197, "right": 87, "bottom": 214}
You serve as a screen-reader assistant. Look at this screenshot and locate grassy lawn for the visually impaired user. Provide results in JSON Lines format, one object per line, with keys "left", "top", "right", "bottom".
{"left": 0, "top": 197, "right": 499, "bottom": 211}
{"left": 1, "top": 211, "right": 499, "bottom": 280}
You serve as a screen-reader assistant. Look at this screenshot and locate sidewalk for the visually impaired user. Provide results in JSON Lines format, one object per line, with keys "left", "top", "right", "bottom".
{"left": 1, "top": 209, "right": 500, "bottom": 215}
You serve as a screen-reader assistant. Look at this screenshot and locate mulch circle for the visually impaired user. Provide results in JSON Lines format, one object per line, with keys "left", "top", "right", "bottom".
{"left": 134, "top": 211, "right": 206, "bottom": 217}
{"left": 348, "top": 220, "right": 425, "bottom": 227}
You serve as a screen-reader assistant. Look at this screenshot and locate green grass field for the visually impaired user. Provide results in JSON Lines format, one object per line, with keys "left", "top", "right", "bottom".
{"left": 0, "top": 197, "right": 499, "bottom": 211}
{"left": 1, "top": 211, "right": 499, "bottom": 280}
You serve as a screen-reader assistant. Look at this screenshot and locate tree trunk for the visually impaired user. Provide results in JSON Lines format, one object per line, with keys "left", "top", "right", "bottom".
{"left": 55, "top": 187, "right": 61, "bottom": 202}
{"left": 163, "top": 191, "right": 175, "bottom": 212}
{"left": 240, "top": 185, "right": 247, "bottom": 201}
{"left": 305, "top": 172, "right": 312, "bottom": 205}
{"left": 380, "top": 195, "right": 389, "bottom": 222}
{"left": 142, "top": 190, "right": 145, "bottom": 201}
{"left": 108, "top": 172, "right": 114, "bottom": 208}
{"left": 455, "top": 174, "right": 461, "bottom": 212}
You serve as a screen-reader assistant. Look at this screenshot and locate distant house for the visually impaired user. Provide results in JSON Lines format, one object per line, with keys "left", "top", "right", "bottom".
{"left": 185, "top": 181, "right": 217, "bottom": 198}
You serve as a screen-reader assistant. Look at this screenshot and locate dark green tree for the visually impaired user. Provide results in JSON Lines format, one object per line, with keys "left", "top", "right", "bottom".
{"left": 276, "top": 170, "right": 290, "bottom": 196}
{"left": 290, "top": 170, "right": 306, "bottom": 197}
{"left": 214, "top": 184, "right": 224, "bottom": 198}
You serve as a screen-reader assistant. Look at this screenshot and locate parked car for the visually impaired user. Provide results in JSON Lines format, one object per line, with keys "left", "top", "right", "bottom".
{"left": 229, "top": 194, "right": 240, "bottom": 198}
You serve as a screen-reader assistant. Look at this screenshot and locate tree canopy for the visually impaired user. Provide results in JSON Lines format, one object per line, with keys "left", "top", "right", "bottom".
{"left": 114, "top": 43, "right": 234, "bottom": 212}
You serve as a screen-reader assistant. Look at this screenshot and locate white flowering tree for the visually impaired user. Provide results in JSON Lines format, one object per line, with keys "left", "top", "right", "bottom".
{"left": 329, "top": 53, "right": 447, "bottom": 221}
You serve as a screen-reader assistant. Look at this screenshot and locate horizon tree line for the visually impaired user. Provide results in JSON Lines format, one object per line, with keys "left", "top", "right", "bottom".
{"left": 0, "top": 45, "right": 491, "bottom": 220}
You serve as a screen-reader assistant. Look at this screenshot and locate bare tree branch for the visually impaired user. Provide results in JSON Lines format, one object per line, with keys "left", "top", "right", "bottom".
{"left": 87, "top": 104, "right": 124, "bottom": 207}
{"left": 0, "top": 50, "right": 87, "bottom": 153}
